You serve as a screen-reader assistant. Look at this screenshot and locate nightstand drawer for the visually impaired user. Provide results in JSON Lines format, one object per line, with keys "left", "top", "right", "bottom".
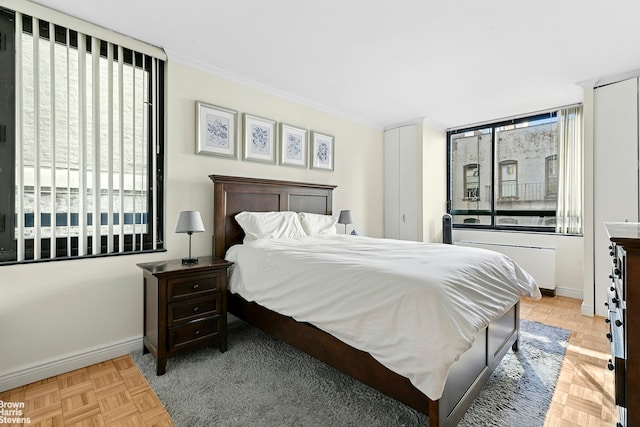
{"left": 168, "top": 317, "right": 221, "bottom": 351}
{"left": 168, "top": 272, "right": 220, "bottom": 300}
{"left": 169, "top": 294, "right": 221, "bottom": 325}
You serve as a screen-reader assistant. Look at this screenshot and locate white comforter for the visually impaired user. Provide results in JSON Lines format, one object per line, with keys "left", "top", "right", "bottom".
{"left": 225, "top": 235, "right": 541, "bottom": 400}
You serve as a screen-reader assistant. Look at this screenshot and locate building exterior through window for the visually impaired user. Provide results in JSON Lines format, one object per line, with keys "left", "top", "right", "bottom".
{"left": 448, "top": 113, "right": 558, "bottom": 230}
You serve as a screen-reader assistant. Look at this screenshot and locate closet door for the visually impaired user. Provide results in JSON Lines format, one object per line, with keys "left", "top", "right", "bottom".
{"left": 594, "top": 77, "right": 639, "bottom": 316}
{"left": 398, "top": 125, "right": 420, "bottom": 240}
{"left": 384, "top": 128, "right": 401, "bottom": 239}
{"left": 384, "top": 124, "right": 420, "bottom": 241}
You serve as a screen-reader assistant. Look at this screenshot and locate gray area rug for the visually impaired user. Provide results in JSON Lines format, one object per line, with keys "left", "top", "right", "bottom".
{"left": 132, "top": 319, "right": 569, "bottom": 426}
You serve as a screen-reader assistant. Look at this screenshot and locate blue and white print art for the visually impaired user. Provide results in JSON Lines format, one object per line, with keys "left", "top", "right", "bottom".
{"left": 196, "top": 101, "right": 237, "bottom": 158}
{"left": 206, "top": 115, "right": 229, "bottom": 149}
{"left": 287, "top": 134, "right": 303, "bottom": 160}
{"left": 243, "top": 113, "right": 277, "bottom": 164}
{"left": 279, "top": 123, "right": 308, "bottom": 167}
{"left": 316, "top": 141, "right": 330, "bottom": 164}
{"left": 311, "top": 131, "right": 334, "bottom": 171}
{"left": 250, "top": 124, "right": 271, "bottom": 155}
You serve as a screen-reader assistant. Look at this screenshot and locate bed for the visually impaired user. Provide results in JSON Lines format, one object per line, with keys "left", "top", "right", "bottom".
{"left": 210, "top": 174, "right": 540, "bottom": 427}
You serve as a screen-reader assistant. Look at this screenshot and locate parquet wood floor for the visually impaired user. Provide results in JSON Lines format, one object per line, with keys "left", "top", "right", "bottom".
{"left": 0, "top": 357, "right": 172, "bottom": 427}
{"left": 0, "top": 296, "right": 615, "bottom": 426}
{"left": 521, "top": 296, "right": 616, "bottom": 427}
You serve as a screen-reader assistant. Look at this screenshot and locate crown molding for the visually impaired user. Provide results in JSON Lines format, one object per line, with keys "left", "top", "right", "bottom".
{"left": 164, "top": 48, "right": 384, "bottom": 131}
{"left": 593, "top": 69, "right": 640, "bottom": 88}
{"left": 384, "top": 116, "right": 446, "bottom": 132}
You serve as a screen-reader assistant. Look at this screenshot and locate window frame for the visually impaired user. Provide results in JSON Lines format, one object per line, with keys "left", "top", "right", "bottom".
{"left": 0, "top": 8, "right": 166, "bottom": 265}
{"left": 447, "top": 111, "right": 558, "bottom": 233}
{"left": 0, "top": 9, "right": 16, "bottom": 259}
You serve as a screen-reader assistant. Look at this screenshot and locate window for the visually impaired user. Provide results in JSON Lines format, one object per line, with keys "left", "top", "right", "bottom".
{"left": 0, "top": 7, "right": 165, "bottom": 264}
{"left": 464, "top": 164, "right": 480, "bottom": 200}
{"left": 447, "top": 108, "right": 578, "bottom": 232}
{"left": 545, "top": 154, "right": 558, "bottom": 198}
{"left": 498, "top": 161, "right": 517, "bottom": 199}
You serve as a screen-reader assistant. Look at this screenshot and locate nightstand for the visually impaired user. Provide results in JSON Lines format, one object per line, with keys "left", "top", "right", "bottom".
{"left": 137, "top": 256, "right": 233, "bottom": 375}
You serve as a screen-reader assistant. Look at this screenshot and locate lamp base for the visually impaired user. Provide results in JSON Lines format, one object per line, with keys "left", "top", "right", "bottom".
{"left": 182, "top": 257, "right": 199, "bottom": 265}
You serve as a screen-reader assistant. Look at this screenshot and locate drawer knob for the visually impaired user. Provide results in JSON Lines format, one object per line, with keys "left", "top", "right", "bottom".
{"left": 195, "top": 330, "right": 200, "bottom": 335}
{"left": 193, "top": 284, "right": 199, "bottom": 290}
{"left": 612, "top": 297, "right": 619, "bottom": 304}
{"left": 608, "top": 360, "right": 614, "bottom": 371}
{"left": 193, "top": 306, "right": 199, "bottom": 312}
{"left": 606, "top": 333, "right": 612, "bottom": 341}
{"left": 605, "top": 318, "right": 611, "bottom": 323}
{"left": 615, "top": 319, "right": 623, "bottom": 327}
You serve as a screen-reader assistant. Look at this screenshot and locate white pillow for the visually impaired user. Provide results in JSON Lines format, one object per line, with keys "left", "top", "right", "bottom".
{"left": 235, "top": 211, "right": 306, "bottom": 242}
{"left": 298, "top": 212, "right": 338, "bottom": 235}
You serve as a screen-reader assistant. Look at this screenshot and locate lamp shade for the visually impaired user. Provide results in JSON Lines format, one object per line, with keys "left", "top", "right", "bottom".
{"left": 337, "top": 210, "right": 353, "bottom": 225}
{"left": 175, "top": 211, "right": 205, "bottom": 234}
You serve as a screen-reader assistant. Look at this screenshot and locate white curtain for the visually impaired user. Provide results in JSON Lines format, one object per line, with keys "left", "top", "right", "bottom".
{"left": 556, "top": 106, "right": 583, "bottom": 234}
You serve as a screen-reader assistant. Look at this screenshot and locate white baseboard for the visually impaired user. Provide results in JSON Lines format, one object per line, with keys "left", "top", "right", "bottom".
{"left": 0, "top": 335, "right": 143, "bottom": 392}
{"left": 581, "top": 302, "right": 595, "bottom": 317}
{"left": 555, "top": 286, "right": 583, "bottom": 301}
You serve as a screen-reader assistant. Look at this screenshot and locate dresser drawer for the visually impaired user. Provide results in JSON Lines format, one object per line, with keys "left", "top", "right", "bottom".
{"left": 168, "top": 317, "right": 221, "bottom": 352}
{"left": 168, "top": 271, "right": 221, "bottom": 300}
{"left": 169, "top": 294, "right": 222, "bottom": 325}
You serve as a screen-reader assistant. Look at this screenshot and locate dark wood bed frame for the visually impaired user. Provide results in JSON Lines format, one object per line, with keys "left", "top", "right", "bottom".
{"left": 210, "top": 174, "right": 520, "bottom": 427}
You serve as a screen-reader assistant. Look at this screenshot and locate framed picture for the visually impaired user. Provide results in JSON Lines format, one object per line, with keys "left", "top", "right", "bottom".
{"left": 279, "top": 123, "right": 308, "bottom": 168}
{"left": 243, "top": 113, "right": 277, "bottom": 163}
{"left": 195, "top": 101, "right": 238, "bottom": 158}
{"left": 310, "top": 131, "right": 334, "bottom": 171}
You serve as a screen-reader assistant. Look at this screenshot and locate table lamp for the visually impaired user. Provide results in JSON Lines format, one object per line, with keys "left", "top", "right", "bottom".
{"left": 175, "top": 210, "right": 205, "bottom": 264}
{"left": 337, "top": 210, "right": 353, "bottom": 235}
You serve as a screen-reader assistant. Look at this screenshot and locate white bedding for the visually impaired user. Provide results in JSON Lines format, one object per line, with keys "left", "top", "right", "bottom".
{"left": 225, "top": 234, "right": 541, "bottom": 400}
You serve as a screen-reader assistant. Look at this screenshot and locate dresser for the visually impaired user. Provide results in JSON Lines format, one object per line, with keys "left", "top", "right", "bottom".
{"left": 605, "top": 223, "right": 640, "bottom": 427}
{"left": 137, "top": 256, "right": 232, "bottom": 375}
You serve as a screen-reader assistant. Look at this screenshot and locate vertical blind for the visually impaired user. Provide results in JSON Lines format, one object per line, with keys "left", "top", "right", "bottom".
{"left": 10, "top": 4, "right": 164, "bottom": 262}
{"left": 555, "top": 106, "right": 583, "bottom": 235}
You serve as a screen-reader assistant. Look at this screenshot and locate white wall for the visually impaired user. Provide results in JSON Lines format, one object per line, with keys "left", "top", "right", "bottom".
{"left": 0, "top": 60, "right": 383, "bottom": 391}
{"left": 165, "top": 61, "right": 383, "bottom": 244}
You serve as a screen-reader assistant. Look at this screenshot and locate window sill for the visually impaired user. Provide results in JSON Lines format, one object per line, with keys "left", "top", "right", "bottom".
{"left": 452, "top": 225, "right": 583, "bottom": 237}
{"left": 0, "top": 247, "right": 167, "bottom": 267}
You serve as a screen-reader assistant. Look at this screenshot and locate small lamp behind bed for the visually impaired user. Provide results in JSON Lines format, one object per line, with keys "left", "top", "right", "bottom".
{"left": 338, "top": 210, "right": 354, "bottom": 235}
{"left": 175, "top": 210, "right": 205, "bottom": 264}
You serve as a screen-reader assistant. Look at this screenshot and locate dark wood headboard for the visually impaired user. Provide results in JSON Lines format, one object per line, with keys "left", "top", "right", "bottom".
{"left": 209, "top": 175, "right": 337, "bottom": 258}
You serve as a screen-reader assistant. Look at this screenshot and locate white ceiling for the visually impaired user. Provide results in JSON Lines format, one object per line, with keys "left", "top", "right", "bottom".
{"left": 32, "top": 0, "right": 640, "bottom": 130}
